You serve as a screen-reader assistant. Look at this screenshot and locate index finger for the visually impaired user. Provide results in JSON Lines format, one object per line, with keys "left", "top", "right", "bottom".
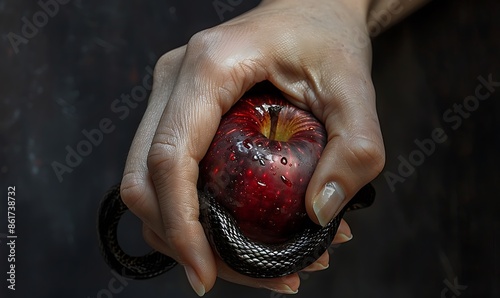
{"left": 146, "top": 30, "right": 270, "bottom": 294}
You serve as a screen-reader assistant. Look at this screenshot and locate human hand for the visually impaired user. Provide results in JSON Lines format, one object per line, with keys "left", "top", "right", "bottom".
{"left": 120, "top": 0, "right": 389, "bottom": 295}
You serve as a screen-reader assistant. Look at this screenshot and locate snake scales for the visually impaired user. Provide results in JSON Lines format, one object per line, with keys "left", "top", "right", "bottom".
{"left": 97, "top": 183, "right": 374, "bottom": 279}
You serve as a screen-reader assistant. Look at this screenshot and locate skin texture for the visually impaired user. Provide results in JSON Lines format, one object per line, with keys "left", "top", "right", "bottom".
{"left": 119, "top": 0, "right": 429, "bottom": 295}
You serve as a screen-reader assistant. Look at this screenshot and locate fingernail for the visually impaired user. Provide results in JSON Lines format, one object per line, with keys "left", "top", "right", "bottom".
{"left": 303, "top": 261, "right": 329, "bottom": 272}
{"left": 184, "top": 266, "right": 205, "bottom": 297}
{"left": 265, "top": 284, "right": 298, "bottom": 295}
{"left": 336, "top": 232, "right": 353, "bottom": 243}
{"left": 313, "top": 182, "right": 345, "bottom": 227}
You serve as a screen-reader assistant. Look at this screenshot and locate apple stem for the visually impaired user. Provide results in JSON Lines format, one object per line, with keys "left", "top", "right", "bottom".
{"left": 268, "top": 106, "right": 282, "bottom": 140}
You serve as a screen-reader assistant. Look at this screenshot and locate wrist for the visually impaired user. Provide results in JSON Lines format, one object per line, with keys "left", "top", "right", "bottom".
{"left": 260, "top": 0, "right": 429, "bottom": 38}
{"left": 365, "top": 0, "right": 431, "bottom": 37}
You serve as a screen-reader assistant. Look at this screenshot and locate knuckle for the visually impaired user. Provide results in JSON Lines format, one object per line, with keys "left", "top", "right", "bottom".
{"left": 147, "top": 128, "right": 181, "bottom": 174}
{"left": 120, "top": 172, "right": 146, "bottom": 211}
{"left": 147, "top": 144, "right": 178, "bottom": 186}
{"left": 154, "top": 47, "right": 183, "bottom": 75}
{"left": 156, "top": 51, "right": 176, "bottom": 67}
{"left": 186, "top": 30, "right": 223, "bottom": 71}
{"left": 154, "top": 53, "right": 173, "bottom": 77}
{"left": 185, "top": 30, "right": 236, "bottom": 106}
{"left": 185, "top": 28, "right": 266, "bottom": 113}
{"left": 348, "top": 136, "right": 386, "bottom": 177}
{"left": 187, "top": 28, "right": 222, "bottom": 53}
{"left": 154, "top": 48, "right": 183, "bottom": 79}
{"left": 187, "top": 28, "right": 258, "bottom": 76}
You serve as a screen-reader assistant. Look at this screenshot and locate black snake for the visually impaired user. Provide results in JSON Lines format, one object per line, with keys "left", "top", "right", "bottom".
{"left": 97, "top": 183, "right": 375, "bottom": 279}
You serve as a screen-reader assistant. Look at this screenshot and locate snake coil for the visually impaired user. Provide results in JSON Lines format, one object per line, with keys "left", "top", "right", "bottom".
{"left": 97, "top": 183, "right": 375, "bottom": 279}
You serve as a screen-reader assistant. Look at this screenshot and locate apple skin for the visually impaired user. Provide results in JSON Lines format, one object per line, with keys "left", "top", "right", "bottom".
{"left": 198, "top": 89, "right": 327, "bottom": 244}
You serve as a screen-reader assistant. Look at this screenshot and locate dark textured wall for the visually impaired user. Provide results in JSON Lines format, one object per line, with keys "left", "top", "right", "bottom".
{"left": 1, "top": 0, "right": 498, "bottom": 297}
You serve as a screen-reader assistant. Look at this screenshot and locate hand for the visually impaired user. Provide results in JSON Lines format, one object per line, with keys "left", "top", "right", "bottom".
{"left": 120, "top": 0, "right": 388, "bottom": 295}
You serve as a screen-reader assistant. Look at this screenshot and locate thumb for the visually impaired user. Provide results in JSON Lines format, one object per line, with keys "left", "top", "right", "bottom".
{"left": 305, "top": 82, "right": 385, "bottom": 226}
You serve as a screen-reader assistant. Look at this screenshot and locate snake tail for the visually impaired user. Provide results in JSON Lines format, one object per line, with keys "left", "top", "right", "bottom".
{"left": 97, "top": 184, "right": 177, "bottom": 279}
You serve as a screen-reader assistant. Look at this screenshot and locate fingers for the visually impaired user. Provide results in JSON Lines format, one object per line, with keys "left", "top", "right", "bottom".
{"left": 122, "top": 46, "right": 218, "bottom": 295}
{"left": 121, "top": 3, "right": 384, "bottom": 294}
{"left": 121, "top": 47, "right": 186, "bottom": 233}
{"left": 301, "top": 219, "right": 351, "bottom": 272}
{"left": 141, "top": 220, "right": 352, "bottom": 291}
{"left": 305, "top": 72, "right": 385, "bottom": 226}
{"left": 244, "top": 11, "right": 383, "bottom": 229}
{"left": 144, "top": 28, "right": 273, "bottom": 294}
{"left": 333, "top": 219, "right": 353, "bottom": 243}
{"left": 268, "top": 46, "right": 383, "bottom": 227}
{"left": 142, "top": 225, "right": 301, "bottom": 295}
{"left": 143, "top": 222, "right": 352, "bottom": 290}
{"left": 302, "top": 252, "right": 330, "bottom": 272}
{"left": 215, "top": 258, "right": 300, "bottom": 294}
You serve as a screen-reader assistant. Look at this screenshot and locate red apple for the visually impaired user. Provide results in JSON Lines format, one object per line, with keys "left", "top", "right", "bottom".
{"left": 198, "top": 86, "right": 327, "bottom": 244}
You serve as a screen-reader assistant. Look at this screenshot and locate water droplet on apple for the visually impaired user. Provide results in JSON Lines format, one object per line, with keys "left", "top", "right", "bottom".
{"left": 243, "top": 139, "right": 253, "bottom": 149}
{"left": 252, "top": 155, "right": 258, "bottom": 161}
{"left": 259, "top": 159, "right": 265, "bottom": 166}
{"left": 257, "top": 181, "right": 266, "bottom": 187}
{"left": 280, "top": 157, "right": 287, "bottom": 165}
{"left": 229, "top": 154, "right": 237, "bottom": 161}
{"left": 274, "top": 207, "right": 281, "bottom": 215}
{"left": 280, "top": 175, "right": 293, "bottom": 187}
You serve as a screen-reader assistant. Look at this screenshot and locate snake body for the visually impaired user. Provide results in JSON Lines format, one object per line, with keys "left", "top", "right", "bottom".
{"left": 98, "top": 183, "right": 375, "bottom": 279}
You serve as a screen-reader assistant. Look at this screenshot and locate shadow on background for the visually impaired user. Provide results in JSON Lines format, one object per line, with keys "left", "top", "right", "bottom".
{"left": 0, "top": 0, "right": 498, "bottom": 297}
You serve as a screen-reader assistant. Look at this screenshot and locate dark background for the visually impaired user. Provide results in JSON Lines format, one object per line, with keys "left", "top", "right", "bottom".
{"left": 1, "top": 0, "right": 499, "bottom": 297}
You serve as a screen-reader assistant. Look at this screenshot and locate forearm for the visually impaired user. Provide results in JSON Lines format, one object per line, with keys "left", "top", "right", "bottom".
{"left": 260, "top": 0, "right": 430, "bottom": 37}
{"left": 365, "top": 0, "right": 431, "bottom": 36}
